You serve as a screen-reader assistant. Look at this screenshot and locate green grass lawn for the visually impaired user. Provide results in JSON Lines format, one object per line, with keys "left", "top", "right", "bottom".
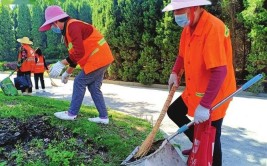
{"left": 0, "top": 92, "right": 163, "bottom": 166}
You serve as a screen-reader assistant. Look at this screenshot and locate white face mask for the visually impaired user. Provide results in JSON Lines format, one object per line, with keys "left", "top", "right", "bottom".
{"left": 174, "top": 13, "right": 190, "bottom": 27}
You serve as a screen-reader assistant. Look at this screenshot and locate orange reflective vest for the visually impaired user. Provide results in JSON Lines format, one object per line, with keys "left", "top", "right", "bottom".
{"left": 65, "top": 19, "right": 114, "bottom": 74}
{"left": 179, "top": 10, "right": 236, "bottom": 121}
{"left": 33, "top": 55, "right": 45, "bottom": 73}
{"left": 18, "top": 44, "right": 35, "bottom": 72}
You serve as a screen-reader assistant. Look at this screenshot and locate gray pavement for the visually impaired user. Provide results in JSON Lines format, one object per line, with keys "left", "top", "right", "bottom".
{"left": 1, "top": 73, "right": 267, "bottom": 166}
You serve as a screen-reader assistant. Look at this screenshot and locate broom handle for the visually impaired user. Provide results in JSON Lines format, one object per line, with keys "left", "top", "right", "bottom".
{"left": 168, "top": 73, "right": 263, "bottom": 141}
{"left": 8, "top": 57, "right": 26, "bottom": 78}
{"left": 150, "top": 85, "right": 176, "bottom": 133}
{"left": 1, "top": 68, "right": 17, "bottom": 86}
{"left": 134, "top": 70, "right": 184, "bottom": 158}
{"left": 151, "top": 70, "right": 184, "bottom": 130}
{"left": 8, "top": 70, "right": 17, "bottom": 78}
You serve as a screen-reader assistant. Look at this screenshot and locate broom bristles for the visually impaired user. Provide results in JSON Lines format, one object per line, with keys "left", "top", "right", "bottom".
{"left": 51, "top": 80, "right": 58, "bottom": 87}
{"left": 135, "top": 122, "right": 161, "bottom": 157}
{"left": 46, "top": 71, "right": 59, "bottom": 87}
{"left": 134, "top": 85, "right": 177, "bottom": 158}
{"left": 134, "top": 70, "right": 184, "bottom": 159}
{"left": 135, "top": 132, "right": 155, "bottom": 157}
{"left": 49, "top": 77, "right": 58, "bottom": 87}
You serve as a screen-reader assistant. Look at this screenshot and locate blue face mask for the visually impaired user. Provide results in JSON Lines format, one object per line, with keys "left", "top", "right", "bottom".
{"left": 175, "top": 13, "right": 190, "bottom": 27}
{"left": 51, "top": 24, "right": 61, "bottom": 34}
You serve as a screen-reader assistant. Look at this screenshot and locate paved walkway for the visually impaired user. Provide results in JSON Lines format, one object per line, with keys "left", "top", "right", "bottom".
{"left": 1, "top": 73, "right": 267, "bottom": 166}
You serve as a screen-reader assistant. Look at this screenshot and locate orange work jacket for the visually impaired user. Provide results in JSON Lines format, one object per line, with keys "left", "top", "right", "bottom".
{"left": 18, "top": 44, "right": 35, "bottom": 72}
{"left": 179, "top": 10, "right": 236, "bottom": 121}
{"left": 65, "top": 19, "right": 114, "bottom": 74}
{"left": 33, "top": 55, "right": 46, "bottom": 73}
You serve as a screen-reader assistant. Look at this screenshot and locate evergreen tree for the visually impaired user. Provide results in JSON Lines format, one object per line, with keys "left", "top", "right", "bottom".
{"left": 137, "top": 0, "right": 163, "bottom": 85}
{"left": 101, "top": 0, "right": 122, "bottom": 79}
{"left": 116, "top": 0, "right": 143, "bottom": 81}
{"left": 155, "top": 0, "right": 181, "bottom": 84}
{"left": 91, "top": 0, "right": 106, "bottom": 34}
{"left": 11, "top": 5, "right": 18, "bottom": 39}
{"left": 241, "top": 0, "right": 267, "bottom": 92}
{"left": 78, "top": 1, "right": 92, "bottom": 23}
{"left": 44, "top": 31, "right": 64, "bottom": 59}
{"left": 64, "top": 0, "right": 78, "bottom": 19}
{"left": 31, "top": 1, "right": 46, "bottom": 49}
{"left": 2, "top": 0, "right": 36, "bottom": 5}
{"left": 17, "top": 4, "right": 32, "bottom": 39}
{"left": 11, "top": 5, "right": 20, "bottom": 54}
{"left": 0, "top": 5, "right": 16, "bottom": 61}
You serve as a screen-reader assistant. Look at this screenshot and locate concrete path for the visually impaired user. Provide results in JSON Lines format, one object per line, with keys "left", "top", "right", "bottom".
{"left": 1, "top": 73, "right": 267, "bottom": 166}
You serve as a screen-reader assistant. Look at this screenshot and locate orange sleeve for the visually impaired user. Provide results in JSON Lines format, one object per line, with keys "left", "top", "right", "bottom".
{"left": 203, "top": 24, "right": 227, "bottom": 69}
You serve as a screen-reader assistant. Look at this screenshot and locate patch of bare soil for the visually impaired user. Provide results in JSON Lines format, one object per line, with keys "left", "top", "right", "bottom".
{"left": 0, "top": 115, "right": 108, "bottom": 165}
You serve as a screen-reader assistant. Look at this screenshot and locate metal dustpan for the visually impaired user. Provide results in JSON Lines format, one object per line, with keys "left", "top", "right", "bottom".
{"left": 121, "top": 139, "right": 187, "bottom": 166}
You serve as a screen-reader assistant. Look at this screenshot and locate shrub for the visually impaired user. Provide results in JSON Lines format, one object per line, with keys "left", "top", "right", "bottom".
{"left": 0, "top": 62, "right": 17, "bottom": 71}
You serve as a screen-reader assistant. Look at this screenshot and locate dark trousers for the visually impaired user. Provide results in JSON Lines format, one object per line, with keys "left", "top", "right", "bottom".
{"left": 34, "top": 73, "right": 45, "bottom": 90}
{"left": 17, "top": 71, "right": 32, "bottom": 93}
{"left": 167, "top": 96, "right": 223, "bottom": 166}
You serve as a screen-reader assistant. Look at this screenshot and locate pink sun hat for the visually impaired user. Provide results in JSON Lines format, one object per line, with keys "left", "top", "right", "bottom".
{"left": 39, "top": 5, "right": 69, "bottom": 32}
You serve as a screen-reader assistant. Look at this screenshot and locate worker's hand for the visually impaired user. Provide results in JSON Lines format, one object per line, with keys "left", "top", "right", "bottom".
{"left": 168, "top": 73, "right": 178, "bottom": 90}
{"left": 49, "top": 61, "right": 65, "bottom": 78}
{"left": 61, "top": 71, "right": 71, "bottom": 84}
{"left": 194, "top": 105, "right": 210, "bottom": 124}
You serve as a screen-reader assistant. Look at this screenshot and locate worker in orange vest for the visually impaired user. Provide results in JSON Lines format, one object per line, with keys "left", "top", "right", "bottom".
{"left": 33, "top": 48, "right": 49, "bottom": 92}
{"left": 39, "top": 6, "right": 114, "bottom": 124}
{"left": 162, "top": 0, "right": 236, "bottom": 165}
{"left": 16, "top": 37, "right": 35, "bottom": 95}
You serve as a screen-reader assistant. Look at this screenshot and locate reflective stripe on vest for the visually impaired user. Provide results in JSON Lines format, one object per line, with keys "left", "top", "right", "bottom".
{"left": 35, "top": 63, "right": 44, "bottom": 66}
{"left": 98, "top": 38, "right": 106, "bottom": 46}
{"left": 68, "top": 38, "right": 107, "bottom": 57}
{"left": 67, "top": 43, "right": 73, "bottom": 51}
{"left": 26, "top": 57, "right": 35, "bottom": 62}
{"left": 33, "top": 56, "right": 45, "bottom": 73}
{"left": 89, "top": 38, "right": 107, "bottom": 57}
{"left": 195, "top": 92, "right": 204, "bottom": 97}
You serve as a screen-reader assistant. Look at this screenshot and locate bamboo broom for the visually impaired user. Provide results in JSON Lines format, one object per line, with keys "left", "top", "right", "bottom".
{"left": 46, "top": 71, "right": 59, "bottom": 87}
{"left": 134, "top": 70, "right": 184, "bottom": 158}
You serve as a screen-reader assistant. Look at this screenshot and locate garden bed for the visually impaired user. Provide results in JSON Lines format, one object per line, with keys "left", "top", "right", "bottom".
{"left": 0, "top": 115, "right": 109, "bottom": 165}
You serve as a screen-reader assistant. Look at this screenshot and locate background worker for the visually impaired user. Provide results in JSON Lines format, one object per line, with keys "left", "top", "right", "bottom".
{"left": 162, "top": 0, "right": 236, "bottom": 165}
{"left": 39, "top": 6, "right": 114, "bottom": 124}
{"left": 16, "top": 37, "right": 35, "bottom": 95}
{"left": 33, "top": 47, "right": 49, "bottom": 92}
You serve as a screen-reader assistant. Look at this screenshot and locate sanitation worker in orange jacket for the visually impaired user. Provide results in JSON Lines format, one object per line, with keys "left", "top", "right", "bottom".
{"left": 39, "top": 6, "right": 114, "bottom": 124}
{"left": 162, "top": 0, "right": 236, "bottom": 165}
{"left": 33, "top": 48, "right": 49, "bottom": 92}
{"left": 16, "top": 37, "right": 35, "bottom": 95}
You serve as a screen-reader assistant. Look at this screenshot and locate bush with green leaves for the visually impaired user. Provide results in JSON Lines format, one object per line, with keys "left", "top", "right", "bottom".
{"left": 241, "top": 0, "right": 267, "bottom": 93}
